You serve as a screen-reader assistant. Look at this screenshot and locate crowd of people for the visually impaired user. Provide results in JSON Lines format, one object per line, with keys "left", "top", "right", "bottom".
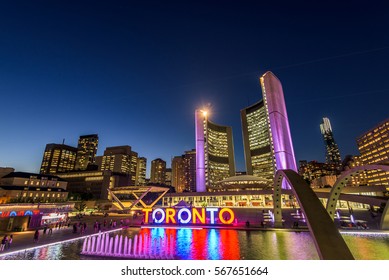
{"left": 71, "top": 218, "right": 128, "bottom": 234}
{"left": 0, "top": 215, "right": 133, "bottom": 255}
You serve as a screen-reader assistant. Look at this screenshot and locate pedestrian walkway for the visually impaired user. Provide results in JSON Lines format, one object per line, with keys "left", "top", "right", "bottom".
{"left": 0, "top": 216, "right": 129, "bottom": 258}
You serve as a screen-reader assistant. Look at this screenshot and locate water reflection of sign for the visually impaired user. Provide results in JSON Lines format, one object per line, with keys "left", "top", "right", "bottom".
{"left": 141, "top": 207, "right": 235, "bottom": 225}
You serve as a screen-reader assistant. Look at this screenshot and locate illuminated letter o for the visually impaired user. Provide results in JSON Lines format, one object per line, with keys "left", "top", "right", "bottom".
{"left": 152, "top": 208, "right": 165, "bottom": 224}
{"left": 177, "top": 208, "right": 191, "bottom": 224}
{"left": 219, "top": 208, "right": 235, "bottom": 224}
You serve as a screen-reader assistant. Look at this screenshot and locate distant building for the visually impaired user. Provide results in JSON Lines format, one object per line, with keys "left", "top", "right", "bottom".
{"left": 212, "top": 175, "right": 269, "bottom": 193}
{"left": 75, "top": 134, "right": 99, "bottom": 170}
{"left": 165, "top": 168, "right": 172, "bottom": 186}
{"left": 96, "top": 146, "right": 131, "bottom": 174}
{"left": 96, "top": 146, "right": 138, "bottom": 185}
{"left": 0, "top": 172, "right": 68, "bottom": 204}
{"left": 320, "top": 118, "right": 341, "bottom": 167}
{"left": 135, "top": 157, "right": 147, "bottom": 186}
{"left": 57, "top": 170, "right": 130, "bottom": 200}
{"left": 129, "top": 151, "right": 138, "bottom": 186}
{"left": 298, "top": 160, "right": 339, "bottom": 184}
{"left": 357, "top": 119, "right": 389, "bottom": 186}
{"left": 195, "top": 109, "right": 235, "bottom": 192}
{"left": 241, "top": 71, "right": 297, "bottom": 188}
{"left": 341, "top": 155, "right": 368, "bottom": 187}
{"left": 184, "top": 149, "right": 196, "bottom": 192}
{"left": 150, "top": 158, "right": 166, "bottom": 184}
{"left": 40, "top": 143, "right": 78, "bottom": 174}
{"left": 310, "top": 175, "right": 338, "bottom": 188}
{"left": 171, "top": 156, "right": 185, "bottom": 193}
{"left": 0, "top": 167, "right": 15, "bottom": 178}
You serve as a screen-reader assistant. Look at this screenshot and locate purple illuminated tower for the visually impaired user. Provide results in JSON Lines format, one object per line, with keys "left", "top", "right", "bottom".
{"left": 261, "top": 71, "right": 297, "bottom": 173}
{"left": 242, "top": 71, "right": 297, "bottom": 188}
{"left": 195, "top": 110, "right": 207, "bottom": 192}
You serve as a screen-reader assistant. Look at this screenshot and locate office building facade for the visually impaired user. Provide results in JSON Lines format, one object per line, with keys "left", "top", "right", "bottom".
{"left": 75, "top": 134, "right": 99, "bottom": 170}
{"left": 95, "top": 146, "right": 138, "bottom": 185}
{"left": 40, "top": 144, "right": 78, "bottom": 174}
{"left": 241, "top": 100, "right": 275, "bottom": 186}
{"left": 150, "top": 158, "right": 166, "bottom": 184}
{"left": 195, "top": 110, "right": 235, "bottom": 192}
{"left": 184, "top": 150, "right": 196, "bottom": 192}
{"left": 357, "top": 119, "right": 389, "bottom": 186}
{"left": 171, "top": 156, "right": 185, "bottom": 193}
{"left": 135, "top": 157, "right": 147, "bottom": 186}
{"left": 165, "top": 168, "right": 172, "bottom": 186}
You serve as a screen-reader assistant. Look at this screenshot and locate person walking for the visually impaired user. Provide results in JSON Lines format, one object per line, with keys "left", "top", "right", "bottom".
{"left": 7, "top": 235, "right": 13, "bottom": 250}
{"left": 94, "top": 221, "right": 98, "bottom": 233}
{"left": 0, "top": 235, "right": 7, "bottom": 251}
{"left": 33, "top": 230, "right": 39, "bottom": 243}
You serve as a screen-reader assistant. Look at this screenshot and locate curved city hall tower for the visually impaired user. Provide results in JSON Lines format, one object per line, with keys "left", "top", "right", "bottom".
{"left": 242, "top": 71, "right": 297, "bottom": 188}
{"left": 196, "top": 110, "right": 235, "bottom": 192}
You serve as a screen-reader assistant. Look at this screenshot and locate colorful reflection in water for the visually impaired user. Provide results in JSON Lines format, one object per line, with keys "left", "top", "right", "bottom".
{"left": 1, "top": 228, "right": 388, "bottom": 260}
{"left": 137, "top": 227, "right": 240, "bottom": 259}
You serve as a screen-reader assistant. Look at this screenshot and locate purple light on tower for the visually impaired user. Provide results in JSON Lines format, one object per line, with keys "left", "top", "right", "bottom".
{"left": 260, "top": 71, "right": 297, "bottom": 188}
{"left": 195, "top": 109, "right": 206, "bottom": 192}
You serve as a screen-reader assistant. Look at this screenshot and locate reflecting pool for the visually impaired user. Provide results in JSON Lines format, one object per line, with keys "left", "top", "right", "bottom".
{"left": 1, "top": 228, "right": 389, "bottom": 260}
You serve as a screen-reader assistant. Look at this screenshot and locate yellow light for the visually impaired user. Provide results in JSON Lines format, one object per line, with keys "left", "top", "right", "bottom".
{"left": 202, "top": 110, "right": 208, "bottom": 117}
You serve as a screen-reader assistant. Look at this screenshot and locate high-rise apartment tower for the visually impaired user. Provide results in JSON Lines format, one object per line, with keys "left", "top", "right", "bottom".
{"left": 320, "top": 117, "right": 341, "bottom": 166}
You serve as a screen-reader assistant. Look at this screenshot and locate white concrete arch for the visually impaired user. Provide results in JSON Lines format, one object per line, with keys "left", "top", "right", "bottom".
{"left": 325, "top": 164, "right": 389, "bottom": 229}
{"left": 273, "top": 169, "right": 354, "bottom": 260}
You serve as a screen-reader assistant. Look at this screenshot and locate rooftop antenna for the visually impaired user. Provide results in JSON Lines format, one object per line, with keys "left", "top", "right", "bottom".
{"left": 62, "top": 138, "right": 65, "bottom": 145}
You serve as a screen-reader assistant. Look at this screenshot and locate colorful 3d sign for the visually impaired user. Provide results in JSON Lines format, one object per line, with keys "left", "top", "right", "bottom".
{"left": 141, "top": 207, "right": 235, "bottom": 225}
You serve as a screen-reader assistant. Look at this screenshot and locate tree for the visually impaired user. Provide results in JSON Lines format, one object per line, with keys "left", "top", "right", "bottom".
{"left": 75, "top": 201, "right": 87, "bottom": 213}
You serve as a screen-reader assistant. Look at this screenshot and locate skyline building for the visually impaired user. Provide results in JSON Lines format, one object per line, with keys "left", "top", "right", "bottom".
{"left": 241, "top": 71, "right": 297, "bottom": 187}
{"left": 57, "top": 170, "right": 130, "bottom": 200}
{"left": 320, "top": 117, "right": 342, "bottom": 166}
{"left": 75, "top": 134, "right": 99, "bottom": 170}
{"left": 135, "top": 157, "right": 147, "bottom": 186}
{"left": 171, "top": 156, "right": 185, "bottom": 192}
{"left": 96, "top": 146, "right": 132, "bottom": 174}
{"left": 95, "top": 146, "right": 137, "bottom": 185}
{"left": 184, "top": 149, "right": 196, "bottom": 192}
{"left": 150, "top": 158, "right": 166, "bottom": 184}
{"left": 165, "top": 168, "right": 172, "bottom": 186}
{"left": 195, "top": 110, "right": 235, "bottom": 192}
{"left": 40, "top": 143, "right": 78, "bottom": 174}
{"left": 357, "top": 118, "right": 389, "bottom": 186}
{"left": 298, "top": 160, "right": 338, "bottom": 186}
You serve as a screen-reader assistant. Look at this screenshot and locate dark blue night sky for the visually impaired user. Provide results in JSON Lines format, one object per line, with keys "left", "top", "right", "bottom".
{"left": 1, "top": 1, "right": 389, "bottom": 176}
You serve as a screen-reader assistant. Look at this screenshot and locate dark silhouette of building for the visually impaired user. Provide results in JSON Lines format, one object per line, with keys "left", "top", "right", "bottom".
{"left": 320, "top": 117, "right": 341, "bottom": 167}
